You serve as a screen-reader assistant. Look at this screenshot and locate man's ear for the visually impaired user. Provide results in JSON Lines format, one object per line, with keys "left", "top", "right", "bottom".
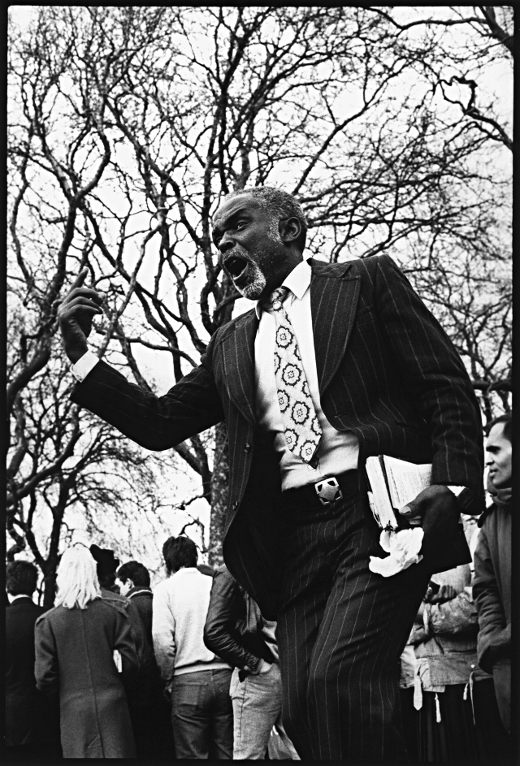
{"left": 279, "top": 216, "right": 302, "bottom": 244}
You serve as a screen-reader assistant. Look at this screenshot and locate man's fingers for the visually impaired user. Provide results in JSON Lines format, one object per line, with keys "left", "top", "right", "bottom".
{"left": 70, "top": 268, "right": 89, "bottom": 290}
{"left": 62, "top": 295, "right": 103, "bottom": 310}
{"left": 59, "top": 292, "right": 103, "bottom": 315}
{"left": 59, "top": 298, "right": 102, "bottom": 315}
{"left": 399, "top": 501, "right": 423, "bottom": 526}
{"left": 58, "top": 298, "right": 103, "bottom": 328}
{"left": 61, "top": 270, "right": 103, "bottom": 307}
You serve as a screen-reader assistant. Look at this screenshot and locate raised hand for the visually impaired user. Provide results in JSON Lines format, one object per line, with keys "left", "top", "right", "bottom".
{"left": 57, "top": 269, "right": 103, "bottom": 363}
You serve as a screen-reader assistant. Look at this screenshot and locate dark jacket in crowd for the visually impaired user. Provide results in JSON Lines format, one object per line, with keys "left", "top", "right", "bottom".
{"left": 204, "top": 564, "right": 276, "bottom": 677}
{"left": 473, "top": 491, "right": 511, "bottom": 731}
{"left": 5, "top": 597, "right": 51, "bottom": 747}
{"left": 473, "top": 495, "right": 511, "bottom": 671}
{"left": 34, "top": 598, "right": 139, "bottom": 758}
{"left": 101, "top": 587, "right": 150, "bottom": 662}
{"left": 100, "top": 587, "right": 161, "bottom": 704}
{"left": 126, "top": 586, "right": 154, "bottom": 650}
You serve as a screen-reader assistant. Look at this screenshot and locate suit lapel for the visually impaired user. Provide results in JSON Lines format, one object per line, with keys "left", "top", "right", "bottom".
{"left": 219, "top": 261, "right": 360, "bottom": 421}
{"left": 221, "top": 311, "right": 258, "bottom": 425}
{"left": 310, "top": 260, "right": 361, "bottom": 395}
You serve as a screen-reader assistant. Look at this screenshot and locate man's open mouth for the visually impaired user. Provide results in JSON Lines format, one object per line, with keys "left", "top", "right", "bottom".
{"left": 224, "top": 254, "right": 248, "bottom": 279}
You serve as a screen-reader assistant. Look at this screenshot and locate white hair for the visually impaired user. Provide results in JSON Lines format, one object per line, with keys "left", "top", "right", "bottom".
{"left": 55, "top": 544, "right": 101, "bottom": 610}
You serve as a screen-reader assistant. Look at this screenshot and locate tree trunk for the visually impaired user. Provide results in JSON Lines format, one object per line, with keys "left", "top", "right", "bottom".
{"left": 43, "top": 567, "right": 58, "bottom": 609}
{"left": 207, "top": 421, "right": 229, "bottom": 567}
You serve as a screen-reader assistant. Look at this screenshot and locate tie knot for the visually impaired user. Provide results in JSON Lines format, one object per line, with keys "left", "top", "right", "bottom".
{"left": 268, "top": 287, "right": 289, "bottom": 310}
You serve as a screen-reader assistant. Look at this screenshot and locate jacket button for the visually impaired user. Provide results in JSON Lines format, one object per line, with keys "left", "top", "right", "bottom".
{"left": 244, "top": 443, "right": 251, "bottom": 453}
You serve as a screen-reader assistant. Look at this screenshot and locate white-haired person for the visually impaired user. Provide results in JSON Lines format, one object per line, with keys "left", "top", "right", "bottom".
{"left": 34, "top": 544, "right": 139, "bottom": 758}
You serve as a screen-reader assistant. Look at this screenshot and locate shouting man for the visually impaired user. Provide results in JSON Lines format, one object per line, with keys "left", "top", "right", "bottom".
{"left": 58, "top": 186, "right": 484, "bottom": 760}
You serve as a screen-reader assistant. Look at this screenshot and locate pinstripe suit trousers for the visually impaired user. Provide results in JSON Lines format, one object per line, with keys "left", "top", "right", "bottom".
{"left": 276, "top": 472, "right": 431, "bottom": 761}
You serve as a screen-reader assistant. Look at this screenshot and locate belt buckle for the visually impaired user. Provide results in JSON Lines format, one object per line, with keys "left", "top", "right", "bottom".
{"left": 315, "top": 476, "right": 343, "bottom": 507}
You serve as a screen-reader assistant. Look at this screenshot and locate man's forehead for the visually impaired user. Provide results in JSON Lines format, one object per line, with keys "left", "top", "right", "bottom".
{"left": 486, "top": 422, "right": 509, "bottom": 446}
{"left": 213, "top": 194, "right": 263, "bottom": 227}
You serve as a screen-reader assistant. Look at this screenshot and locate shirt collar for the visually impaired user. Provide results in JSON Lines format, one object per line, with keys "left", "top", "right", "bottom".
{"left": 128, "top": 586, "right": 152, "bottom": 598}
{"left": 7, "top": 594, "right": 33, "bottom": 604}
{"left": 255, "top": 258, "right": 312, "bottom": 319}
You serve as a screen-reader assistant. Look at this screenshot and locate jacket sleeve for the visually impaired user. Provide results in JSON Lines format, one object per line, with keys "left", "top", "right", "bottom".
{"left": 125, "top": 598, "right": 153, "bottom": 669}
{"left": 204, "top": 567, "right": 261, "bottom": 671}
{"left": 472, "top": 526, "right": 510, "bottom": 672}
{"left": 34, "top": 615, "right": 59, "bottom": 702}
{"left": 70, "top": 334, "right": 225, "bottom": 451}
{"left": 152, "top": 584, "right": 176, "bottom": 683}
{"left": 374, "top": 255, "right": 484, "bottom": 512}
{"left": 112, "top": 608, "right": 139, "bottom": 683}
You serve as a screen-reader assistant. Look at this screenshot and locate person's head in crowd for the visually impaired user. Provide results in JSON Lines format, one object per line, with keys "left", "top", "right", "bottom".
{"left": 485, "top": 413, "right": 512, "bottom": 490}
{"left": 89, "top": 544, "right": 120, "bottom": 591}
{"left": 6, "top": 560, "right": 38, "bottom": 598}
{"left": 162, "top": 536, "right": 198, "bottom": 576}
{"left": 116, "top": 561, "right": 150, "bottom": 596}
{"left": 55, "top": 544, "right": 101, "bottom": 610}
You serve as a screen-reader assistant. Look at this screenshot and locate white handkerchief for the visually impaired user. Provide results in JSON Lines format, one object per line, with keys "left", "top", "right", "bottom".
{"left": 369, "top": 528, "right": 424, "bottom": 577}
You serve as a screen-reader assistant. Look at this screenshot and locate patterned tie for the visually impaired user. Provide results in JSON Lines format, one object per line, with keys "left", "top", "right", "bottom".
{"left": 269, "top": 286, "right": 322, "bottom": 464}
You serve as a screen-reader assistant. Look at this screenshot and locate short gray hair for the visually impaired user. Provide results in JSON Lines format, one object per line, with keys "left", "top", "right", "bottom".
{"left": 224, "top": 186, "right": 308, "bottom": 251}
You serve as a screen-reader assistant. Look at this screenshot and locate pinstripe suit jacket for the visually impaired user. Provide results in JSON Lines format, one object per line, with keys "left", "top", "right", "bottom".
{"left": 71, "top": 255, "right": 484, "bottom": 618}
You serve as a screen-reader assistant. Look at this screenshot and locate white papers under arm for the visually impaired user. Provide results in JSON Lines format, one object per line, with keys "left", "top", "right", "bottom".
{"left": 382, "top": 456, "right": 431, "bottom": 509}
{"left": 365, "top": 456, "right": 398, "bottom": 530}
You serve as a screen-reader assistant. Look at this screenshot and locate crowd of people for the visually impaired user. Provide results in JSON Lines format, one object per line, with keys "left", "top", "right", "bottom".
{"left": 4, "top": 412, "right": 512, "bottom": 761}
{"left": 4, "top": 185, "right": 513, "bottom": 761}
{"left": 4, "top": 536, "right": 301, "bottom": 760}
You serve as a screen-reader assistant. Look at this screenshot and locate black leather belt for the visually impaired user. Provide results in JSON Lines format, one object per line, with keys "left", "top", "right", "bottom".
{"left": 282, "top": 470, "right": 358, "bottom": 509}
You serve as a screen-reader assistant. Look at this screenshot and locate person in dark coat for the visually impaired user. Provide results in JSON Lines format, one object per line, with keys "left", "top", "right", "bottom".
{"left": 472, "top": 413, "right": 513, "bottom": 758}
{"left": 34, "top": 544, "right": 138, "bottom": 758}
{"left": 116, "top": 561, "right": 154, "bottom": 648}
{"left": 204, "top": 564, "right": 299, "bottom": 759}
{"left": 5, "top": 561, "right": 60, "bottom": 760}
{"left": 90, "top": 545, "right": 153, "bottom": 667}
{"left": 92, "top": 545, "right": 167, "bottom": 759}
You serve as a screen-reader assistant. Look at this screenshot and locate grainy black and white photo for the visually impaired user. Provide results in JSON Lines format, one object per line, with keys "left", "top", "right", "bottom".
{"left": 6, "top": 6, "right": 512, "bottom": 762}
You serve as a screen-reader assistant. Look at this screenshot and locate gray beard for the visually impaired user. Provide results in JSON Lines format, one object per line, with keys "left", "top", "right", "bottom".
{"left": 236, "top": 262, "right": 267, "bottom": 300}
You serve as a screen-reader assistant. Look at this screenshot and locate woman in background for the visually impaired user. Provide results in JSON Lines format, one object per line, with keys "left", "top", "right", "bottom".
{"left": 35, "top": 544, "right": 138, "bottom": 758}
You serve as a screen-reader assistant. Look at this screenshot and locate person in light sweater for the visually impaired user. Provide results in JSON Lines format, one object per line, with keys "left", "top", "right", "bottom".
{"left": 152, "top": 536, "right": 233, "bottom": 759}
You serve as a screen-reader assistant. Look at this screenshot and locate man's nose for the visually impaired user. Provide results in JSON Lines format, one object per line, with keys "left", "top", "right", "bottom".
{"left": 218, "top": 232, "right": 235, "bottom": 255}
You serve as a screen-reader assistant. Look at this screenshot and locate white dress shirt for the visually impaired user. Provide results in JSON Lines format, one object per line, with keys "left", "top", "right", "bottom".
{"left": 254, "top": 259, "right": 358, "bottom": 490}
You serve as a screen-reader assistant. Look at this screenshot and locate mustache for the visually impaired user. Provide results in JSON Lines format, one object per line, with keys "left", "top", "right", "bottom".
{"left": 224, "top": 244, "right": 249, "bottom": 261}
{"left": 222, "top": 245, "right": 251, "bottom": 278}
